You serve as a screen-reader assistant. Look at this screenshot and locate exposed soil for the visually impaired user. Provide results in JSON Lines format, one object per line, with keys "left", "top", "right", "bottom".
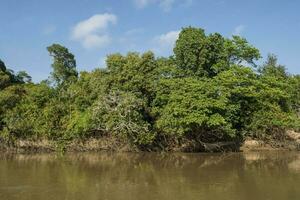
{"left": 1, "top": 130, "right": 300, "bottom": 153}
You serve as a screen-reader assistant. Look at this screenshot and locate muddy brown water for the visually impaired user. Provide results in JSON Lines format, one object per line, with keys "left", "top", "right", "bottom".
{"left": 0, "top": 152, "right": 300, "bottom": 200}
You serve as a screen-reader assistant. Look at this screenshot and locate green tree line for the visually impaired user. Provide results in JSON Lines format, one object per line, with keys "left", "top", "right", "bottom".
{"left": 1, "top": 27, "right": 299, "bottom": 150}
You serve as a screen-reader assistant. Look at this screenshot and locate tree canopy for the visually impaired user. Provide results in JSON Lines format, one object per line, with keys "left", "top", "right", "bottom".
{"left": 0, "top": 27, "right": 299, "bottom": 150}
{"left": 47, "top": 44, "right": 78, "bottom": 86}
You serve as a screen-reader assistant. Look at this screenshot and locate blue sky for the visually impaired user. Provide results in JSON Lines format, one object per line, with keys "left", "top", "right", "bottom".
{"left": 1, "top": 0, "right": 300, "bottom": 82}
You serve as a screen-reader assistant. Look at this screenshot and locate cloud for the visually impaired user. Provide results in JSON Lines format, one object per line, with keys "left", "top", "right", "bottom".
{"left": 233, "top": 25, "right": 246, "bottom": 36}
{"left": 133, "top": 0, "right": 191, "bottom": 11}
{"left": 71, "top": 13, "right": 117, "bottom": 49}
{"left": 154, "top": 30, "right": 180, "bottom": 47}
{"left": 153, "top": 30, "right": 180, "bottom": 54}
{"left": 81, "top": 34, "right": 111, "bottom": 49}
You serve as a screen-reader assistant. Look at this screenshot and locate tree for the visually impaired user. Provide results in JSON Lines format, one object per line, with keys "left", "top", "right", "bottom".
{"left": 173, "top": 27, "right": 206, "bottom": 76}
{"left": 173, "top": 27, "right": 260, "bottom": 77}
{"left": 0, "top": 85, "right": 26, "bottom": 137}
{"left": 0, "top": 71, "right": 10, "bottom": 90}
{"left": 289, "top": 75, "right": 300, "bottom": 117}
{"left": 16, "top": 71, "right": 32, "bottom": 83}
{"left": 0, "top": 59, "right": 6, "bottom": 72}
{"left": 0, "top": 59, "right": 29, "bottom": 89}
{"left": 225, "top": 35, "right": 260, "bottom": 67}
{"left": 259, "top": 54, "right": 288, "bottom": 79}
{"left": 105, "top": 51, "right": 159, "bottom": 107}
{"left": 0, "top": 59, "right": 13, "bottom": 89}
{"left": 91, "top": 91, "right": 154, "bottom": 145}
{"left": 0, "top": 26, "right": 299, "bottom": 150}
{"left": 153, "top": 76, "right": 235, "bottom": 141}
{"left": 47, "top": 44, "right": 78, "bottom": 86}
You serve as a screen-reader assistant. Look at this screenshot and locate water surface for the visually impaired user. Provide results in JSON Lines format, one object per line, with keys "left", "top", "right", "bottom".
{"left": 0, "top": 152, "right": 300, "bottom": 200}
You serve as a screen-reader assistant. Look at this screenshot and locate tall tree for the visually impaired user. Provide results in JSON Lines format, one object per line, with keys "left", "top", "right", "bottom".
{"left": 47, "top": 44, "right": 78, "bottom": 86}
{"left": 259, "top": 54, "right": 288, "bottom": 79}
{"left": 173, "top": 27, "right": 260, "bottom": 77}
{"left": 173, "top": 27, "right": 206, "bottom": 76}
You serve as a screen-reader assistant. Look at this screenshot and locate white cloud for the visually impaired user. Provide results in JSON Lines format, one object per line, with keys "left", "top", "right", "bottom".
{"left": 72, "top": 13, "right": 117, "bottom": 39}
{"left": 153, "top": 30, "right": 180, "bottom": 54}
{"left": 233, "top": 25, "right": 245, "bottom": 36}
{"left": 71, "top": 13, "right": 117, "bottom": 49}
{"left": 155, "top": 30, "right": 180, "bottom": 47}
{"left": 133, "top": 0, "right": 191, "bottom": 11}
{"left": 81, "top": 34, "right": 111, "bottom": 49}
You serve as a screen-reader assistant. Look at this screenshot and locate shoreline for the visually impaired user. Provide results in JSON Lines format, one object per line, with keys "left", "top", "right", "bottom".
{"left": 1, "top": 133, "right": 299, "bottom": 153}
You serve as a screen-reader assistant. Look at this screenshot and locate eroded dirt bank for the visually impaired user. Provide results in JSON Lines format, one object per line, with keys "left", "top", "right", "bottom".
{"left": 1, "top": 130, "right": 300, "bottom": 153}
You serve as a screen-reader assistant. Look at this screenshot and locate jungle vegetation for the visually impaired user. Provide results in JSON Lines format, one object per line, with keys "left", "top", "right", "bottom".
{"left": 0, "top": 27, "right": 299, "bottom": 150}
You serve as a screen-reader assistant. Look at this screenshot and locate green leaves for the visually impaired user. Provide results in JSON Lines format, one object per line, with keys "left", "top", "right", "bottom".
{"left": 47, "top": 44, "right": 78, "bottom": 86}
{"left": 0, "top": 59, "right": 29, "bottom": 89}
{"left": 0, "top": 26, "right": 298, "bottom": 150}
{"left": 226, "top": 36, "right": 261, "bottom": 66}
{"left": 174, "top": 27, "right": 206, "bottom": 76}
{"left": 153, "top": 77, "right": 233, "bottom": 139}
{"left": 173, "top": 27, "right": 261, "bottom": 77}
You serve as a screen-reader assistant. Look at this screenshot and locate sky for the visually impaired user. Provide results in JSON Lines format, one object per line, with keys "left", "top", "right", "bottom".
{"left": 1, "top": 0, "right": 300, "bottom": 82}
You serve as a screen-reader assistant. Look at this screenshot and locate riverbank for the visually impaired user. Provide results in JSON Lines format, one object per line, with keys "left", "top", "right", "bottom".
{"left": 1, "top": 130, "right": 300, "bottom": 153}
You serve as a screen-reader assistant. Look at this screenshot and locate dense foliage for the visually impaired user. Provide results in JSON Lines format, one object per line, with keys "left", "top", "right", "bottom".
{"left": 1, "top": 27, "right": 299, "bottom": 149}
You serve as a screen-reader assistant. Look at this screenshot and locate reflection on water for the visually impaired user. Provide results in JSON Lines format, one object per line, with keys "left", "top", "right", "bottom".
{"left": 0, "top": 152, "right": 300, "bottom": 200}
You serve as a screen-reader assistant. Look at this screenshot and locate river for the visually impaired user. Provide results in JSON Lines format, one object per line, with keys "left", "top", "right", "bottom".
{"left": 0, "top": 152, "right": 300, "bottom": 200}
